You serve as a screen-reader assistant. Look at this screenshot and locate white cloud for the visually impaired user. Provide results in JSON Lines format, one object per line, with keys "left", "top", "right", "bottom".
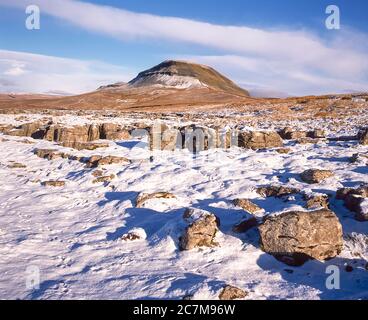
{"left": 0, "top": 50, "right": 135, "bottom": 94}
{"left": 3, "top": 62, "right": 27, "bottom": 76}
{"left": 176, "top": 54, "right": 368, "bottom": 96}
{"left": 1, "top": 0, "right": 368, "bottom": 95}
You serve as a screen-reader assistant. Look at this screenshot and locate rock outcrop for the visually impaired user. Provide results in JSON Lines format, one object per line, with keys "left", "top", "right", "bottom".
{"left": 300, "top": 169, "right": 334, "bottom": 184}
{"left": 218, "top": 285, "right": 248, "bottom": 300}
{"left": 256, "top": 185, "right": 299, "bottom": 198}
{"left": 336, "top": 186, "right": 368, "bottom": 221}
{"left": 61, "top": 141, "right": 109, "bottom": 150}
{"left": 135, "top": 192, "right": 176, "bottom": 208}
{"left": 275, "top": 147, "right": 291, "bottom": 154}
{"left": 41, "top": 180, "right": 66, "bottom": 187}
{"left": 233, "top": 198, "right": 262, "bottom": 214}
{"left": 3, "top": 121, "right": 46, "bottom": 139}
{"left": 259, "top": 209, "right": 343, "bottom": 266}
{"left": 1, "top": 121, "right": 132, "bottom": 149}
{"left": 92, "top": 174, "right": 115, "bottom": 184}
{"left": 278, "top": 128, "right": 325, "bottom": 140}
{"left": 7, "top": 162, "right": 26, "bottom": 169}
{"left": 180, "top": 208, "right": 219, "bottom": 250}
{"left": 303, "top": 193, "right": 330, "bottom": 209}
{"left": 100, "top": 123, "right": 131, "bottom": 140}
{"left": 296, "top": 137, "right": 322, "bottom": 145}
{"left": 53, "top": 125, "right": 91, "bottom": 146}
{"left": 238, "top": 131, "right": 283, "bottom": 150}
{"left": 86, "top": 155, "right": 130, "bottom": 168}
{"left": 91, "top": 170, "right": 104, "bottom": 177}
{"left": 34, "top": 148, "right": 65, "bottom": 160}
{"left": 278, "top": 127, "right": 307, "bottom": 140}
{"left": 121, "top": 228, "right": 146, "bottom": 242}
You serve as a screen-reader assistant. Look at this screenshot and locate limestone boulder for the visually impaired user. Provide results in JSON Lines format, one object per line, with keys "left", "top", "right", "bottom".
{"left": 238, "top": 131, "right": 283, "bottom": 150}
{"left": 300, "top": 169, "right": 334, "bottom": 184}
{"left": 62, "top": 141, "right": 109, "bottom": 150}
{"left": 86, "top": 155, "right": 130, "bottom": 168}
{"left": 180, "top": 209, "right": 219, "bottom": 250}
{"left": 34, "top": 148, "right": 64, "bottom": 160}
{"left": 100, "top": 123, "right": 131, "bottom": 141}
{"left": 279, "top": 127, "right": 307, "bottom": 140}
{"left": 54, "top": 125, "right": 90, "bottom": 146}
{"left": 233, "top": 199, "right": 262, "bottom": 214}
{"left": 92, "top": 170, "right": 104, "bottom": 177}
{"left": 219, "top": 285, "right": 248, "bottom": 300}
{"left": 256, "top": 185, "right": 299, "bottom": 198}
{"left": 7, "top": 162, "right": 26, "bottom": 169}
{"left": 259, "top": 209, "right": 343, "bottom": 266}
{"left": 88, "top": 124, "right": 101, "bottom": 141}
{"left": 41, "top": 180, "right": 66, "bottom": 187}
{"left": 135, "top": 192, "right": 176, "bottom": 208}
{"left": 104, "top": 130, "right": 131, "bottom": 141}
{"left": 5, "top": 121, "right": 46, "bottom": 139}
{"left": 336, "top": 186, "right": 368, "bottom": 221}
{"left": 296, "top": 137, "right": 322, "bottom": 145}
{"left": 303, "top": 193, "right": 330, "bottom": 209}
{"left": 92, "top": 174, "right": 115, "bottom": 184}
{"left": 276, "top": 147, "right": 291, "bottom": 154}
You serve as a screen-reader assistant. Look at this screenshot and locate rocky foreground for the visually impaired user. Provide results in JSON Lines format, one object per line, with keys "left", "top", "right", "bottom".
{"left": 0, "top": 107, "right": 367, "bottom": 300}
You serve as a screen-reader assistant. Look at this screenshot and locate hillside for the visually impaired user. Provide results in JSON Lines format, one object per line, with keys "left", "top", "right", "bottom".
{"left": 0, "top": 60, "right": 250, "bottom": 111}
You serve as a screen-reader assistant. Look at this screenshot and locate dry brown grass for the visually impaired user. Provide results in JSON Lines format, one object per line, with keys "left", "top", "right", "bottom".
{"left": 0, "top": 89, "right": 366, "bottom": 122}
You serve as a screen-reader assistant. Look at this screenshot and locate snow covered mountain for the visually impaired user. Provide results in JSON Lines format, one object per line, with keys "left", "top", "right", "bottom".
{"left": 128, "top": 60, "right": 249, "bottom": 96}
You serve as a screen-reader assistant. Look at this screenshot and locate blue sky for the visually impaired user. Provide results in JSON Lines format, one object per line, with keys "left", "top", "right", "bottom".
{"left": 0, "top": 0, "right": 368, "bottom": 96}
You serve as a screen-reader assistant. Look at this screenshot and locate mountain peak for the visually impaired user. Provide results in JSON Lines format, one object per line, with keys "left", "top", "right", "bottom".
{"left": 128, "top": 60, "right": 249, "bottom": 96}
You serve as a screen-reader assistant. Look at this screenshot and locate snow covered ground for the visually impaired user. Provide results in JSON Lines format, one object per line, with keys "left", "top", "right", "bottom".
{"left": 0, "top": 113, "right": 367, "bottom": 300}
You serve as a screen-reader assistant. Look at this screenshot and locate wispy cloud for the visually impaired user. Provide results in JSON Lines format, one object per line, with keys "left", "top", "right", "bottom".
{"left": 176, "top": 54, "right": 368, "bottom": 96}
{"left": 1, "top": 0, "right": 368, "bottom": 95}
{"left": 0, "top": 50, "right": 134, "bottom": 94}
